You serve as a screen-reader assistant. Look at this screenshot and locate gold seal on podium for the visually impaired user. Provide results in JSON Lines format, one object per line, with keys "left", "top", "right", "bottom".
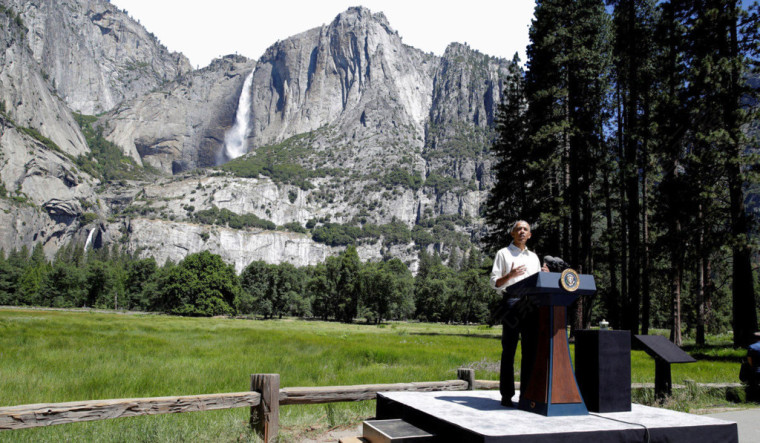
{"left": 560, "top": 268, "right": 580, "bottom": 292}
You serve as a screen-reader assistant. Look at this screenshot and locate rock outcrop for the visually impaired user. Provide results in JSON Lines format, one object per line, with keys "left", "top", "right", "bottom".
{"left": 248, "top": 8, "right": 435, "bottom": 152}
{"left": 0, "top": 5, "right": 88, "bottom": 157}
{"left": 0, "top": 114, "right": 100, "bottom": 257}
{"left": 103, "top": 55, "right": 255, "bottom": 170}
{"left": 5, "top": 0, "right": 192, "bottom": 115}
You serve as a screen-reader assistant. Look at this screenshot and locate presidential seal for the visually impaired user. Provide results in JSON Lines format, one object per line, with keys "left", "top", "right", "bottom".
{"left": 560, "top": 268, "right": 580, "bottom": 292}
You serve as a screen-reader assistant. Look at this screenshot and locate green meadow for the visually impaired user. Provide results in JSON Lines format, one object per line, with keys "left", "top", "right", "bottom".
{"left": 0, "top": 308, "right": 745, "bottom": 442}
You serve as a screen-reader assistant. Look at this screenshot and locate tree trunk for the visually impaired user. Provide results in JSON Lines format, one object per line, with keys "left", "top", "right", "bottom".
{"left": 625, "top": 135, "right": 640, "bottom": 335}
{"left": 603, "top": 168, "right": 621, "bottom": 329}
{"left": 617, "top": 82, "right": 629, "bottom": 332}
{"left": 727, "top": 0, "right": 758, "bottom": 348}
{"left": 670, "top": 252, "right": 683, "bottom": 347}
{"left": 705, "top": 259, "right": 714, "bottom": 334}
{"left": 641, "top": 92, "right": 651, "bottom": 336}
{"left": 696, "top": 205, "right": 705, "bottom": 346}
{"left": 670, "top": 217, "right": 683, "bottom": 346}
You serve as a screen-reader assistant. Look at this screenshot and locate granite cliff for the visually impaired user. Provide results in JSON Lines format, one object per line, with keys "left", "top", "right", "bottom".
{"left": 4, "top": 0, "right": 191, "bottom": 114}
{"left": 0, "top": 2, "right": 518, "bottom": 269}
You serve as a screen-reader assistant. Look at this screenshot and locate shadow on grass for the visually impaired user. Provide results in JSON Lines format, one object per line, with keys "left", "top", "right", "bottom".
{"left": 680, "top": 344, "right": 745, "bottom": 362}
{"left": 409, "top": 332, "right": 500, "bottom": 340}
{"left": 681, "top": 343, "right": 739, "bottom": 351}
{"left": 687, "top": 353, "right": 744, "bottom": 362}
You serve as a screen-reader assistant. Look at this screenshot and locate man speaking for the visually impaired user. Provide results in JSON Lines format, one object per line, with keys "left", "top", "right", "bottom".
{"left": 490, "top": 220, "right": 548, "bottom": 406}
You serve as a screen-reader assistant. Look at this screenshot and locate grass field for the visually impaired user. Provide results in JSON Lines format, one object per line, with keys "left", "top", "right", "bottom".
{"left": 0, "top": 308, "right": 746, "bottom": 442}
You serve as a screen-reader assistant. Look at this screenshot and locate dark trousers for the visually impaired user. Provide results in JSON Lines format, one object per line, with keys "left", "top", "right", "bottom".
{"left": 500, "top": 296, "right": 539, "bottom": 404}
{"left": 748, "top": 376, "right": 760, "bottom": 402}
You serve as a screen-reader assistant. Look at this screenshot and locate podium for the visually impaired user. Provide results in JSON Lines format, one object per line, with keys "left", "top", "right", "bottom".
{"left": 507, "top": 271, "right": 596, "bottom": 416}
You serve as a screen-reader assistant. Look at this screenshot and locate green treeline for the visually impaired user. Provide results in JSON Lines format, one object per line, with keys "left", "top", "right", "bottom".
{"left": 0, "top": 245, "right": 494, "bottom": 324}
{"left": 485, "top": 0, "right": 759, "bottom": 346}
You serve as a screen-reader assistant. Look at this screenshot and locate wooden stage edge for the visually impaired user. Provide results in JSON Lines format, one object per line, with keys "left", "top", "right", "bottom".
{"left": 376, "top": 390, "right": 738, "bottom": 443}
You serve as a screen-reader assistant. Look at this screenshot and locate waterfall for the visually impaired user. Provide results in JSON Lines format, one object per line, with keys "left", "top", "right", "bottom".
{"left": 84, "top": 228, "right": 96, "bottom": 251}
{"left": 222, "top": 69, "right": 255, "bottom": 161}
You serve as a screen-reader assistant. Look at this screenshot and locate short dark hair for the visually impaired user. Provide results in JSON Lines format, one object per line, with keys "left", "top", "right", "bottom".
{"left": 511, "top": 220, "right": 530, "bottom": 232}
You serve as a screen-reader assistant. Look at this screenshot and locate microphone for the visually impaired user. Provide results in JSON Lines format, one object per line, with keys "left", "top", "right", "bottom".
{"left": 543, "top": 255, "right": 571, "bottom": 272}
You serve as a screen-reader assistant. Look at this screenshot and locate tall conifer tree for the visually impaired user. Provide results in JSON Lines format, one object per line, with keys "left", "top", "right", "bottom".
{"left": 485, "top": 55, "right": 528, "bottom": 251}
{"left": 521, "top": 0, "right": 611, "bottom": 327}
{"left": 610, "top": 0, "right": 659, "bottom": 334}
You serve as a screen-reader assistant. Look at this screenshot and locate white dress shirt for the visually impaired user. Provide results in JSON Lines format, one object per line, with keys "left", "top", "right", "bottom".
{"left": 490, "top": 243, "right": 541, "bottom": 294}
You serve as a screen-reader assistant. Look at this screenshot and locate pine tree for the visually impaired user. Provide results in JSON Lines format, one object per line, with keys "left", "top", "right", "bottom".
{"left": 651, "top": 0, "right": 759, "bottom": 345}
{"left": 610, "top": 0, "right": 659, "bottom": 334}
{"left": 691, "top": 0, "right": 760, "bottom": 346}
{"left": 521, "top": 0, "right": 612, "bottom": 328}
{"left": 651, "top": 0, "right": 691, "bottom": 345}
{"left": 485, "top": 54, "right": 529, "bottom": 252}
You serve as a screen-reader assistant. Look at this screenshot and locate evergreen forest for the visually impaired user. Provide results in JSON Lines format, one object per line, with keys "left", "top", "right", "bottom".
{"left": 485, "top": 0, "right": 760, "bottom": 347}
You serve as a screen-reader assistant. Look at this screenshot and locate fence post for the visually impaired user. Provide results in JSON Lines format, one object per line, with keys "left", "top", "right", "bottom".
{"left": 250, "top": 374, "right": 280, "bottom": 442}
{"left": 457, "top": 368, "right": 475, "bottom": 390}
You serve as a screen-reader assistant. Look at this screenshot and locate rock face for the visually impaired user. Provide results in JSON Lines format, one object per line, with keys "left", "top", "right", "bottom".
{"left": 0, "top": 5, "right": 88, "bottom": 157}
{"left": 248, "top": 8, "right": 435, "bottom": 153}
{"left": 0, "top": 114, "right": 100, "bottom": 257}
{"left": 0, "top": 2, "right": 520, "bottom": 270}
{"left": 5, "top": 0, "right": 192, "bottom": 115}
{"left": 103, "top": 55, "right": 255, "bottom": 170}
{"left": 122, "top": 217, "right": 417, "bottom": 274}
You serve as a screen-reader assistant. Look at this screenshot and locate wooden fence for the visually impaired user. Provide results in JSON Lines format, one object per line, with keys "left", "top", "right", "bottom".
{"left": 0, "top": 368, "right": 494, "bottom": 441}
{"left": 0, "top": 371, "right": 737, "bottom": 442}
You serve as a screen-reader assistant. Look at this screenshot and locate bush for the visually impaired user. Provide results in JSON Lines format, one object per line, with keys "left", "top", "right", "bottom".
{"left": 379, "top": 220, "right": 412, "bottom": 245}
{"left": 18, "top": 126, "right": 63, "bottom": 154}
{"left": 79, "top": 212, "right": 99, "bottom": 225}
{"left": 382, "top": 168, "right": 423, "bottom": 190}
{"left": 312, "top": 223, "right": 363, "bottom": 246}
{"left": 192, "top": 206, "right": 275, "bottom": 231}
{"left": 283, "top": 222, "right": 307, "bottom": 234}
{"left": 424, "top": 173, "right": 461, "bottom": 194}
{"left": 310, "top": 221, "right": 414, "bottom": 247}
{"left": 217, "top": 133, "right": 338, "bottom": 190}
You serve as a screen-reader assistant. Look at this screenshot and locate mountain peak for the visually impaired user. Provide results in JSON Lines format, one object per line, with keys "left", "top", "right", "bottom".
{"left": 330, "top": 6, "right": 392, "bottom": 31}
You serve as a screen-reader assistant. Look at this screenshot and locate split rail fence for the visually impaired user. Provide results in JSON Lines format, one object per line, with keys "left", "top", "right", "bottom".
{"left": 0, "top": 368, "right": 494, "bottom": 441}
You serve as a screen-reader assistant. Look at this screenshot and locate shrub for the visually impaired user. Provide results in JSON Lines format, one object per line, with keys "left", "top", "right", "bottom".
{"left": 18, "top": 126, "right": 63, "bottom": 154}
{"left": 79, "top": 212, "right": 99, "bottom": 225}
{"left": 192, "top": 206, "right": 276, "bottom": 231}
{"left": 282, "top": 222, "right": 307, "bottom": 234}
{"left": 382, "top": 168, "right": 423, "bottom": 190}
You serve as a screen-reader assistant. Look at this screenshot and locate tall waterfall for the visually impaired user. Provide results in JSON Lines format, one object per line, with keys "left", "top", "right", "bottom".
{"left": 84, "top": 228, "right": 96, "bottom": 251}
{"left": 222, "top": 69, "right": 255, "bottom": 161}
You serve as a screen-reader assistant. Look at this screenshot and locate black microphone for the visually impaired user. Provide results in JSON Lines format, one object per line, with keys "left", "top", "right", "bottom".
{"left": 543, "top": 255, "right": 571, "bottom": 272}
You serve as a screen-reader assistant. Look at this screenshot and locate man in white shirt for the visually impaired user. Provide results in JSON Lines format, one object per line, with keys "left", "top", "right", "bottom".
{"left": 490, "top": 220, "right": 548, "bottom": 406}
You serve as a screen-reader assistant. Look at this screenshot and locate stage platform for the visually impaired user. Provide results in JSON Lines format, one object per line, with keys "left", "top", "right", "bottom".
{"left": 375, "top": 390, "right": 737, "bottom": 443}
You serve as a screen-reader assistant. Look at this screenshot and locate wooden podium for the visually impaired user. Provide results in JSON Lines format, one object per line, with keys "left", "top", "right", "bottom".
{"left": 507, "top": 271, "right": 596, "bottom": 416}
